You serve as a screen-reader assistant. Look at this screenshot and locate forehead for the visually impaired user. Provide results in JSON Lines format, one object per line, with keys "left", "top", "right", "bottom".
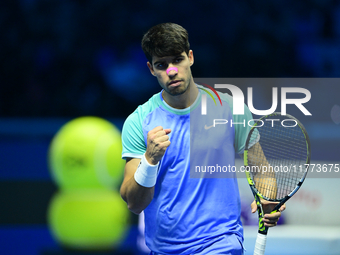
{"left": 152, "top": 52, "right": 187, "bottom": 64}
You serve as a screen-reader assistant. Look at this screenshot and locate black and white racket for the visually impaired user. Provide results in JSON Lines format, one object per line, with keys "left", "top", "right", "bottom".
{"left": 244, "top": 112, "right": 311, "bottom": 255}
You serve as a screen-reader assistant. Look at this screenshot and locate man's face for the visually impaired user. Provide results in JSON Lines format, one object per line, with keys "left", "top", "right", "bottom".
{"left": 147, "top": 50, "right": 194, "bottom": 96}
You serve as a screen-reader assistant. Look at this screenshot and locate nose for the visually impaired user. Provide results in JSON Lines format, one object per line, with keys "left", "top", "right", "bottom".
{"left": 166, "top": 67, "right": 178, "bottom": 76}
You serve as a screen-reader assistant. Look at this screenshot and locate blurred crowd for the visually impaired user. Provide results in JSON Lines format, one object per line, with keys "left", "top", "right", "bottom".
{"left": 1, "top": 0, "right": 340, "bottom": 118}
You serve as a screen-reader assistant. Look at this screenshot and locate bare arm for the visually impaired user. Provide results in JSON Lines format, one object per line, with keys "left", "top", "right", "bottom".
{"left": 120, "top": 157, "right": 154, "bottom": 215}
{"left": 248, "top": 142, "right": 277, "bottom": 200}
{"left": 247, "top": 142, "right": 284, "bottom": 227}
{"left": 120, "top": 126, "right": 171, "bottom": 215}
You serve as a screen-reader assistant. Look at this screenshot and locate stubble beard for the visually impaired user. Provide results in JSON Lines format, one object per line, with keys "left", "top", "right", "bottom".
{"left": 165, "top": 77, "right": 192, "bottom": 97}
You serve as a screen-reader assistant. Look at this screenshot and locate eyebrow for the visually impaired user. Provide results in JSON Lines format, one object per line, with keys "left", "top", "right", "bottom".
{"left": 153, "top": 59, "right": 165, "bottom": 66}
{"left": 153, "top": 54, "right": 183, "bottom": 66}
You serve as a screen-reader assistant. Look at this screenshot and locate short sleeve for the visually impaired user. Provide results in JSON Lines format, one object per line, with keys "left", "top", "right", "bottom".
{"left": 121, "top": 110, "right": 146, "bottom": 159}
{"left": 233, "top": 103, "right": 254, "bottom": 155}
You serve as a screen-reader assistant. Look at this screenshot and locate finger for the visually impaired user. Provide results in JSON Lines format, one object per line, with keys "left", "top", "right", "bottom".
{"left": 263, "top": 216, "right": 279, "bottom": 223}
{"left": 161, "top": 140, "right": 171, "bottom": 148}
{"left": 148, "top": 127, "right": 164, "bottom": 139}
{"left": 149, "top": 131, "right": 166, "bottom": 142}
{"left": 263, "top": 218, "right": 279, "bottom": 225}
{"left": 164, "top": 128, "right": 171, "bottom": 134}
{"left": 154, "top": 129, "right": 172, "bottom": 139}
{"left": 279, "top": 204, "right": 286, "bottom": 212}
{"left": 156, "top": 134, "right": 170, "bottom": 143}
{"left": 151, "top": 126, "right": 171, "bottom": 134}
{"left": 264, "top": 222, "right": 277, "bottom": 228}
{"left": 263, "top": 214, "right": 281, "bottom": 227}
{"left": 264, "top": 211, "right": 281, "bottom": 220}
{"left": 260, "top": 200, "right": 279, "bottom": 206}
{"left": 250, "top": 200, "right": 257, "bottom": 213}
{"left": 156, "top": 129, "right": 167, "bottom": 137}
{"left": 154, "top": 128, "right": 170, "bottom": 139}
{"left": 151, "top": 126, "right": 164, "bottom": 134}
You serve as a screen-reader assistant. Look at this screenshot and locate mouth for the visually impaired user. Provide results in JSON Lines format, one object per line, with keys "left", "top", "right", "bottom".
{"left": 168, "top": 80, "right": 182, "bottom": 88}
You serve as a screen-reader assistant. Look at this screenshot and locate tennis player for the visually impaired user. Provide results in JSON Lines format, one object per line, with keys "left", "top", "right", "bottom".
{"left": 120, "top": 23, "right": 284, "bottom": 255}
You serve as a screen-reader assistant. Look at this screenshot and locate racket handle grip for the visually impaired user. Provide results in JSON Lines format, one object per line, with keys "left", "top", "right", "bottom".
{"left": 253, "top": 232, "right": 267, "bottom": 255}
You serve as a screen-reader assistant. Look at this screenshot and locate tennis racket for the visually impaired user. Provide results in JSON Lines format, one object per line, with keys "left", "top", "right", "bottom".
{"left": 243, "top": 112, "right": 311, "bottom": 255}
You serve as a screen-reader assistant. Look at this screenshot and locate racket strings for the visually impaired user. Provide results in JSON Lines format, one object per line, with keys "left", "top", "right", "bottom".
{"left": 248, "top": 144, "right": 278, "bottom": 200}
{"left": 247, "top": 115, "right": 308, "bottom": 200}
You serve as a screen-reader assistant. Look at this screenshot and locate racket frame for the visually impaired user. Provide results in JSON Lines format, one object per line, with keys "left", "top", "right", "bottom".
{"left": 244, "top": 112, "right": 311, "bottom": 235}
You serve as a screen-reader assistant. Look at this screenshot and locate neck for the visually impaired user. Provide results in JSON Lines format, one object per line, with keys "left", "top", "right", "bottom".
{"left": 162, "top": 78, "right": 198, "bottom": 109}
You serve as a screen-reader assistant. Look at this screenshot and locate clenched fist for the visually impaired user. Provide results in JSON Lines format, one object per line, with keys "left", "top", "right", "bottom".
{"left": 145, "top": 126, "right": 171, "bottom": 165}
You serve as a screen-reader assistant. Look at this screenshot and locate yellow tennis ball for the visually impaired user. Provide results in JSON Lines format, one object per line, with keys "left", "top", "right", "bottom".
{"left": 49, "top": 116, "right": 125, "bottom": 190}
{"left": 48, "top": 189, "right": 129, "bottom": 250}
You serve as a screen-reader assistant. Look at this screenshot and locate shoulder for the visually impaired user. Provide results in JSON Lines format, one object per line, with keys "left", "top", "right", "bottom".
{"left": 121, "top": 92, "right": 162, "bottom": 158}
{"left": 124, "top": 92, "right": 162, "bottom": 126}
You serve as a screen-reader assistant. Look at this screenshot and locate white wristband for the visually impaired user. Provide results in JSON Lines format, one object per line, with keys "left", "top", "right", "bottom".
{"left": 134, "top": 154, "right": 159, "bottom": 188}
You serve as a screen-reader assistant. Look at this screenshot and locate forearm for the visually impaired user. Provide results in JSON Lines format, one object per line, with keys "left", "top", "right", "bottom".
{"left": 120, "top": 177, "right": 154, "bottom": 214}
{"left": 120, "top": 127, "right": 170, "bottom": 214}
{"left": 248, "top": 142, "right": 277, "bottom": 199}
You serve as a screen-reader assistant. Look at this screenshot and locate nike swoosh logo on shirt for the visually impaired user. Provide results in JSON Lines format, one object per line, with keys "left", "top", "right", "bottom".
{"left": 204, "top": 125, "right": 214, "bottom": 130}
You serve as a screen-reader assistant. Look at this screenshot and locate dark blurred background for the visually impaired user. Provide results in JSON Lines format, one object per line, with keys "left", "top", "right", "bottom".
{"left": 1, "top": 0, "right": 340, "bottom": 254}
{"left": 2, "top": 0, "right": 340, "bottom": 118}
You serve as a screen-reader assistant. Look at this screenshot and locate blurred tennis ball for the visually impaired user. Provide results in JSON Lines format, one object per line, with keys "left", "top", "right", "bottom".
{"left": 48, "top": 189, "right": 129, "bottom": 251}
{"left": 49, "top": 116, "right": 124, "bottom": 190}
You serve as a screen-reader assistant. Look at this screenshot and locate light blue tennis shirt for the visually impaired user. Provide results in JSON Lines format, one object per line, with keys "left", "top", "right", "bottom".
{"left": 122, "top": 84, "right": 253, "bottom": 254}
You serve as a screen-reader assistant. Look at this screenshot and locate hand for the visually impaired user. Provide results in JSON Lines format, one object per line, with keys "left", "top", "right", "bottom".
{"left": 251, "top": 200, "right": 286, "bottom": 227}
{"left": 145, "top": 126, "right": 171, "bottom": 165}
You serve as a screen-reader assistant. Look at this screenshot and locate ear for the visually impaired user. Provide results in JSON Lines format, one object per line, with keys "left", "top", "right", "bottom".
{"left": 188, "top": 50, "right": 194, "bottom": 66}
{"left": 147, "top": 62, "right": 156, "bottom": 76}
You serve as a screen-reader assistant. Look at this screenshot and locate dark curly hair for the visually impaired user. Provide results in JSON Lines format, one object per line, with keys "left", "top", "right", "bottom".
{"left": 141, "top": 23, "right": 190, "bottom": 64}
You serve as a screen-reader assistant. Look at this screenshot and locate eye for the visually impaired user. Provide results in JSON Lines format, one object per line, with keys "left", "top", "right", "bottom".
{"left": 174, "top": 58, "right": 183, "bottom": 63}
{"left": 156, "top": 63, "right": 167, "bottom": 70}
